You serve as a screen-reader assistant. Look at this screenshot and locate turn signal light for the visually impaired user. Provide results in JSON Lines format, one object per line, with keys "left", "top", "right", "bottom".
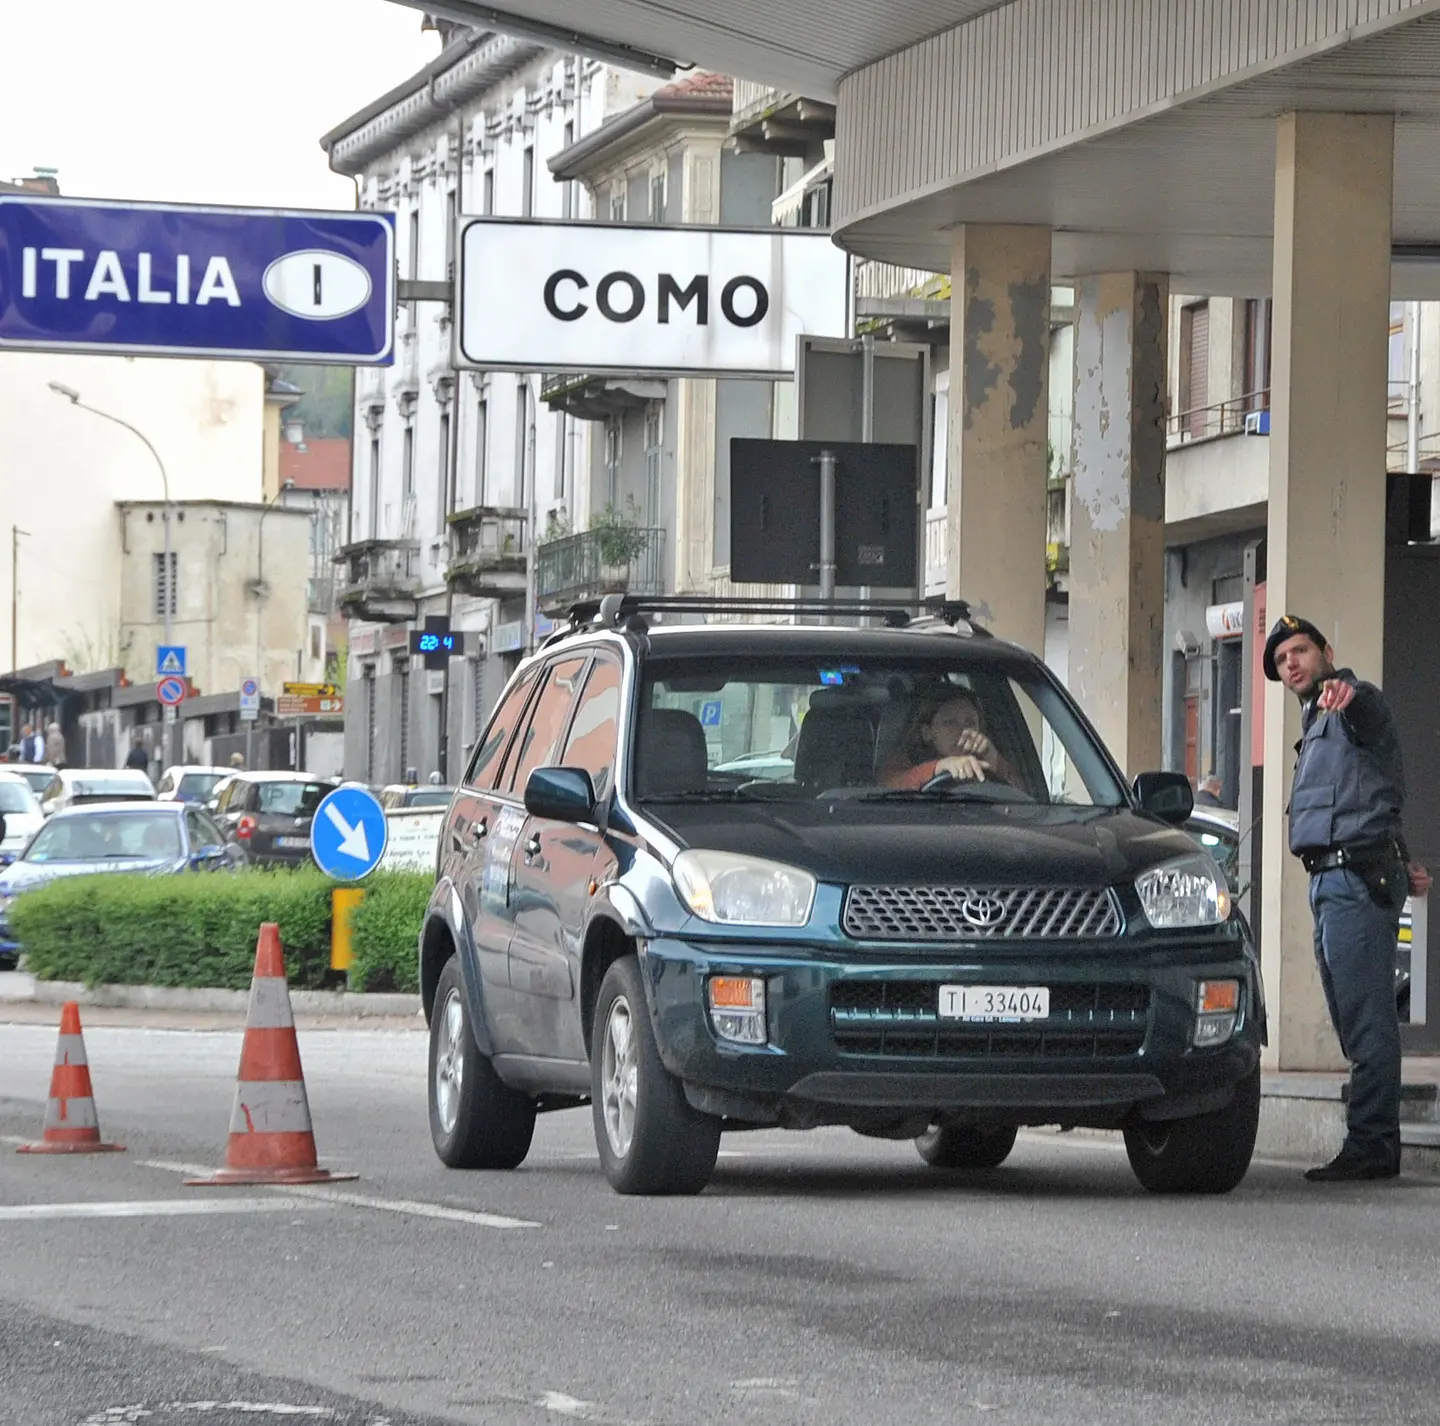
{"left": 707, "top": 975, "right": 767, "bottom": 1045}
{"left": 1193, "top": 978, "right": 1240, "bottom": 1047}
{"left": 1197, "top": 980, "right": 1239, "bottom": 1014}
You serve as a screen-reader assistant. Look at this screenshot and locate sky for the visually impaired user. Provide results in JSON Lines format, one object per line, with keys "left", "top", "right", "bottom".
{"left": 0, "top": 0, "right": 442, "bottom": 210}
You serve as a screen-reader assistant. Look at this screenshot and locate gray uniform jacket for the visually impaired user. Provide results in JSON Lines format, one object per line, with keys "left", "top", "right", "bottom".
{"left": 1288, "top": 668, "right": 1405, "bottom": 857}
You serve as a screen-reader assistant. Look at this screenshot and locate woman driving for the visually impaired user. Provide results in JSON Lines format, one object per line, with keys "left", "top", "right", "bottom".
{"left": 879, "top": 689, "right": 1011, "bottom": 790}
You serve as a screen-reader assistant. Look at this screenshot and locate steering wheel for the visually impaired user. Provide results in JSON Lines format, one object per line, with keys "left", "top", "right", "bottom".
{"left": 919, "top": 769, "right": 959, "bottom": 794}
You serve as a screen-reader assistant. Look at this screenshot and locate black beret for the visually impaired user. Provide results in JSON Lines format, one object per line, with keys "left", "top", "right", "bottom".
{"left": 1263, "top": 615, "right": 1327, "bottom": 682}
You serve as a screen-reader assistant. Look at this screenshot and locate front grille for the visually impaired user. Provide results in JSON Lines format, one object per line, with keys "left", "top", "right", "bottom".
{"left": 843, "top": 885, "right": 1122, "bottom": 941}
{"left": 829, "top": 980, "right": 1149, "bottom": 1060}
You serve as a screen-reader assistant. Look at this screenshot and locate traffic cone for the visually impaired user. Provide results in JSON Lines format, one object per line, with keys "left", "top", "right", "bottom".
{"left": 186, "top": 923, "right": 356, "bottom": 1187}
{"left": 17, "top": 1002, "right": 125, "bottom": 1154}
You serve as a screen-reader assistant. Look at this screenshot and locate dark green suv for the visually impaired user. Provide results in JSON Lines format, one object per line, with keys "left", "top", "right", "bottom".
{"left": 421, "top": 597, "right": 1264, "bottom": 1196}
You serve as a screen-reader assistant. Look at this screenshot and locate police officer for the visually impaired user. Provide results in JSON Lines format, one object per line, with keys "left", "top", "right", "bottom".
{"left": 1264, "top": 614, "right": 1433, "bottom": 1181}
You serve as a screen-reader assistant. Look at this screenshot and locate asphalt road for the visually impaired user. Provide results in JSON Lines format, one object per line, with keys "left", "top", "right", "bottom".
{"left": 4, "top": 1018, "right": 1440, "bottom": 1426}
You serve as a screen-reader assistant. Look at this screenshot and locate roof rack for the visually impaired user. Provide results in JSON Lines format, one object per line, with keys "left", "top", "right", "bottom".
{"left": 540, "top": 593, "right": 988, "bottom": 644}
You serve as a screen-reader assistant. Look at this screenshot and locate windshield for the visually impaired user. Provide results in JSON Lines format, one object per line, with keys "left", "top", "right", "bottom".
{"left": 0, "top": 782, "right": 36, "bottom": 814}
{"left": 256, "top": 781, "right": 332, "bottom": 816}
{"left": 634, "top": 654, "right": 1126, "bottom": 807}
{"left": 25, "top": 811, "right": 183, "bottom": 863}
{"left": 65, "top": 775, "right": 152, "bottom": 799}
{"left": 177, "top": 773, "right": 224, "bottom": 801}
{"left": 404, "top": 788, "right": 453, "bottom": 807}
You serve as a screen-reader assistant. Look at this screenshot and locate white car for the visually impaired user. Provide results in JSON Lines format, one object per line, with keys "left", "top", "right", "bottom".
{"left": 0, "top": 771, "right": 44, "bottom": 862}
{"left": 39, "top": 768, "right": 157, "bottom": 819}
{"left": 155, "top": 764, "right": 230, "bottom": 805}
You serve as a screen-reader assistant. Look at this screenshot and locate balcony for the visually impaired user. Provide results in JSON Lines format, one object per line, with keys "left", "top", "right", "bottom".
{"left": 729, "top": 81, "right": 835, "bottom": 156}
{"left": 540, "top": 372, "right": 666, "bottom": 422}
{"left": 446, "top": 505, "right": 528, "bottom": 599}
{"left": 536, "top": 527, "right": 667, "bottom": 615}
{"left": 335, "top": 539, "right": 421, "bottom": 623}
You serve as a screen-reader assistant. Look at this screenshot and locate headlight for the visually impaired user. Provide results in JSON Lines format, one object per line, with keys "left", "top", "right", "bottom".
{"left": 1136, "top": 852, "right": 1230, "bottom": 929}
{"left": 671, "top": 850, "right": 816, "bottom": 927}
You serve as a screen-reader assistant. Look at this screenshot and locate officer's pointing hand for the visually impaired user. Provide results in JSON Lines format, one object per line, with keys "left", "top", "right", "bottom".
{"left": 1317, "top": 679, "right": 1356, "bottom": 713}
{"left": 1409, "top": 861, "right": 1433, "bottom": 898}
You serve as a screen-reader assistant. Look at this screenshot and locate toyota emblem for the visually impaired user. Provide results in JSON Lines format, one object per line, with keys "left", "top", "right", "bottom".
{"left": 960, "top": 894, "right": 1007, "bottom": 928}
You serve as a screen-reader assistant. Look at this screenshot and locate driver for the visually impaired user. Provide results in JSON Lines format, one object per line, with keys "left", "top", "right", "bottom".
{"left": 879, "top": 690, "right": 1010, "bottom": 790}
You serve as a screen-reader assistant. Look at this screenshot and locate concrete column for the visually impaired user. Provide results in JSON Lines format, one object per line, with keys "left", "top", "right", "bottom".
{"left": 1262, "top": 111, "right": 1394, "bottom": 1071}
{"left": 1068, "top": 273, "right": 1169, "bottom": 777}
{"left": 947, "top": 226, "right": 1051, "bottom": 651}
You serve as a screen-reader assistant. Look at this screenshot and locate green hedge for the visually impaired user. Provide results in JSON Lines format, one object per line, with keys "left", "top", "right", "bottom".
{"left": 11, "top": 869, "right": 430, "bottom": 992}
{"left": 346, "top": 872, "right": 429, "bottom": 994}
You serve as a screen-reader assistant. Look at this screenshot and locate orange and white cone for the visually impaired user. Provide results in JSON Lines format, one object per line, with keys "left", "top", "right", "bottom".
{"left": 186, "top": 922, "right": 356, "bottom": 1187}
{"left": 17, "top": 1002, "right": 124, "bottom": 1154}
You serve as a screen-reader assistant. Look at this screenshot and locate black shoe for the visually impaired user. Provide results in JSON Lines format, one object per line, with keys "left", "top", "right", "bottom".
{"left": 1304, "top": 1147, "right": 1401, "bottom": 1182}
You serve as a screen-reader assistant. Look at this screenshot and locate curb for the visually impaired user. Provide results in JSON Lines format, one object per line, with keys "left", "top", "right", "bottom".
{"left": 15, "top": 978, "right": 421, "bottom": 1019}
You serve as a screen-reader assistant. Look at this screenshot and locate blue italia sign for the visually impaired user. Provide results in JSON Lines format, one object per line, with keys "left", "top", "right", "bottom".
{"left": 0, "top": 197, "right": 394, "bottom": 363}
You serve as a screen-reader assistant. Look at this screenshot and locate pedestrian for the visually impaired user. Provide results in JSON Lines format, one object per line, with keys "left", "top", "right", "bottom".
{"left": 229, "top": 751, "right": 245, "bottom": 769}
{"left": 19, "top": 722, "right": 45, "bottom": 764}
{"left": 44, "top": 721, "right": 66, "bottom": 769}
{"left": 1195, "top": 772, "right": 1225, "bottom": 807}
{"left": 1264, "top": 614, "right": 1433, "bottom": 1182}
{"left": 123, "top": 735, "right": 150, "bottom": 772}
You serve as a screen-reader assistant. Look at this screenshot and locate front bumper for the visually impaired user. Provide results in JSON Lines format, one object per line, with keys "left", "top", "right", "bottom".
{"left": 641, "top": 937, "right": 1261, "bottom": 1129}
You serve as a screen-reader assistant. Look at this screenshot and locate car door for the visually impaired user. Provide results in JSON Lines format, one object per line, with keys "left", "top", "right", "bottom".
{"left": 211, "top": 777, "right": 247, "bottom": 841}
{"left": 508, "top": 652, "right": 622, "bottom": 1062}
{"left": 444, "top": 661, "right": 543, "bottom": 1052}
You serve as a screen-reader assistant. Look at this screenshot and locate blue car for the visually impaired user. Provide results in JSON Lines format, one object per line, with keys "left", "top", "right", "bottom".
{"left": 0, "top": 800, "right": 244, "bottom": 965}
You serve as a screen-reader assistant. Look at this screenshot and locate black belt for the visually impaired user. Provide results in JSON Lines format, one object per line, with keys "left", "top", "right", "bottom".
{"left": 1300, "top": 840, "right": 1401, "bottom": 875}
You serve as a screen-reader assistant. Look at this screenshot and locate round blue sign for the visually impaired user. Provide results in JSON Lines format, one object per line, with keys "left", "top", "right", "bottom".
{"left": 310, "top": 785, "right": 388, "bottom": 881}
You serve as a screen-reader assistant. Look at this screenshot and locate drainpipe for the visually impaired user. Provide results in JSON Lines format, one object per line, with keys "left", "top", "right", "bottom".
{"left": 1407, "top": 300, "right": 1422, "bottom": 476}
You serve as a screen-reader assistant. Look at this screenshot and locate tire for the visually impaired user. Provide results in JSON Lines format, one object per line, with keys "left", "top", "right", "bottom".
{"left": 915, "top": 1124, "right": 1018, "bottom": 1169}
{"left": 428, "top": 957, "right": 536, "bottom": 1170}
{"left": 591, "top": 956, "right": 721, "bottom": 1195}
{"left": 1123, "top": 1066, "right": 1260, "bottom": 1194}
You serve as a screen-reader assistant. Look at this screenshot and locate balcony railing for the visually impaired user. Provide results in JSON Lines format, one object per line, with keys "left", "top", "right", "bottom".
{"left": 536, "top": 527, "right": 667, "bottom": 615}
{"left": 1168, "top": 390, "right": 1270, "bottom": 445}
{"left": 335, "top": 539, "right": 420, "bottom": 623}
{"left": 446, "top": 505, "right": 527, "bottom": 599}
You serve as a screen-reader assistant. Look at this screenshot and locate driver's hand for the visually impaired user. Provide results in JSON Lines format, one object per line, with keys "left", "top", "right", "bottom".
{"left": 951, "top": 731, "right": 994, "bottom": 760}
{"left": 935, "top": 754, "right": 986, "bottom": 782}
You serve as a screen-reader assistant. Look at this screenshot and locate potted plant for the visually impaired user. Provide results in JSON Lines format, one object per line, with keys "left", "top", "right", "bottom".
{"left": 589, "top": 500, "right": 650, "bottom": 590}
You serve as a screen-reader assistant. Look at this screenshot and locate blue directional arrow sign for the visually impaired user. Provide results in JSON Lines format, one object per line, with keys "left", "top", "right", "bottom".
{"left": 311, "top": 785, "right": 388, "bottom": 881}
{"left": 0, "top": 197, "right": 394, "bottom": 364}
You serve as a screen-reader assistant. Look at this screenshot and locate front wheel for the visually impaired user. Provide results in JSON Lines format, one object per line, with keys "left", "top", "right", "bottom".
{"left": 915, "top": 1123, "right": 1017, "bottom": 1169}
{"left": 591, "top": 956, "right": 721, "bottom": 1195}
{"left": 1123, "top": 1067, "right": 1260, "bottom": 1194}
{"left": 428, "top": 957, "right": 536, "bottom": 1169}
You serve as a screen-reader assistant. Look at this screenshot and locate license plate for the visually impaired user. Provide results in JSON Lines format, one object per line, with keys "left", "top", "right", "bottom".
{"left": 938, "top": 985, "right": 1049, "bottom": 1021}
{"left": 274, "top": 836, "right": 309, "bottom": 849}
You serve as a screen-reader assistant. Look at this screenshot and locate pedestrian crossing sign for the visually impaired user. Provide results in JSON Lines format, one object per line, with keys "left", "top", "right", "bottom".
{"left": 156, "top": 645, "right": 187, "bottom": 678}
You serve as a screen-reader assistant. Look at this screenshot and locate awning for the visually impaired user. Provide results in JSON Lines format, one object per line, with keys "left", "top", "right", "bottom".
{"left": 771, "top": 141, "right": 833, "bottom": 227}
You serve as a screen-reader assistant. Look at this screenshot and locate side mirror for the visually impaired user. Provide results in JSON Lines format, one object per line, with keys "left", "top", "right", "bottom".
{"left": 1133, "top": 771, "right": 1194, "bottom": 826}
{"left": 524, "top": 766, "right": 598, "bottom": 824}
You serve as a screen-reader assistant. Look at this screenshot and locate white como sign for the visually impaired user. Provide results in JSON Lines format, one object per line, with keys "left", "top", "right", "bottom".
{"left": 455, "top": 219, "right": 849, "bottom": 378}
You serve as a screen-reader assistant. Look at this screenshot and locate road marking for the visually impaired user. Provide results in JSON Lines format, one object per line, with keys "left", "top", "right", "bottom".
{"left": 141, "top": 1159, "right": 541, "bottom": 1229}
{"left": 75, "top": 1406, "right": 382, "bottom": 1424}
{"left": 0, "top": 1197, "right": 323, "bottom": 1222}
{"left": 539, "top": 1392, "right": 599, "bottom": 1418}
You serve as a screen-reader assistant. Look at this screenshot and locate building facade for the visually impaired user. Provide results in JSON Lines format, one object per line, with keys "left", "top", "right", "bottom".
{"left": 322, "top": 28, "right": 660, "bottom": 785}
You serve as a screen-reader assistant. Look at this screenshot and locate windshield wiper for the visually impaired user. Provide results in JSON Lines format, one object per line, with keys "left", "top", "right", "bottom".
{"left": 844, "top": 784, "right": 1024, "bottom": 803}
{"left": 639, "top": 788, "right": 775, "bottom": 803}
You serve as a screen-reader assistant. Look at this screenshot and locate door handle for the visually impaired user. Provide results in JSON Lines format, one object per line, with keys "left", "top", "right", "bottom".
{"left": 524, "top": 834, "right": 542, "bottom": 858}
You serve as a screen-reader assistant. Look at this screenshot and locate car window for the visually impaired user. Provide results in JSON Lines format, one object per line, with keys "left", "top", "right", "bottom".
{"left": 0, "top": 781, "right": 35, "bottom": 814}
{"left": 405, "top": 788, "right": 453, "bottom": 807}
{"left": 178, "top": 772, "right": 223, "bottom": 801}
{"left": 156, "top": 770, "right": 175, "bottom": 795}
{"left": 560, "top": 655, "right": 622, "bottom": 801}
{"left": 26, "top": 812, "right": 183, "bottom": 863}
{"left": 41, "top": 776, "right": 62, "bottom": 802}
{"left": 502, "top": 657, "right": 588, "bottom": 796}
{"left": 193, "top": 808, "right": 227, "bottom": 846}
{"left": 465, "top": 665, "right": 540, "bottom": 793}
{"left": 256, "top": 781, "right": 332, "bottom": 816}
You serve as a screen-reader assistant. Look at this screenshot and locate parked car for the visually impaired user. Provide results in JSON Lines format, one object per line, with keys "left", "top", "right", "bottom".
{"left": 0, "top": 801, "right": 242, "bottom": 966}
{"left": 1182, "top": 806, "right": 1414, "bottom": 1015}
{"left": 0, "top": 772, "right": 44, "bottom": 866}
{"left": 378, "top": 783, "right": 455, "bottom": 809}
{"left": 211, "top": 772, "right": 339, "bottom": 867}
{"left": 7, "top": 765, "right": 58, "bottom": 798}
{"left": 420, "top": 596, "right": 1262, "bottom": 1198}
{"left": 39, "top": 768, "right": 156, "bottom": 818}
{"left": 156, "top": 764, "right": 230, "bottom": 805}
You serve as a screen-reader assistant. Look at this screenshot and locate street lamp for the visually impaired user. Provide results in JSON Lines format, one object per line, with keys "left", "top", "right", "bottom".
{"left": 48, "top": 381, "right": 176, "bottom": 758}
